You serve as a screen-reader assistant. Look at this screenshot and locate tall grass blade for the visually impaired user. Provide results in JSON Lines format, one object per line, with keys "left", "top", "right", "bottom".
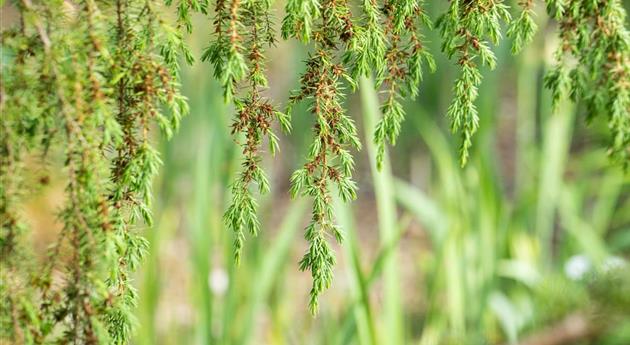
{"left": 535, "top": 98, "right": 574, "bottom": 266}
{"left": 359, "top": 76, "right": 404, "bottom": 344}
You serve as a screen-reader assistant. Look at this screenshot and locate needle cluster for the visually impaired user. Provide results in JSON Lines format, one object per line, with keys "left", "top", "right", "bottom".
{"left": 366, "top": 0, "right": 435, "bottom": 169}
{"left": 283, "top": 0, "right": 361, "bottom": 314}
{"left": 507, "top": 0, "right": 537, "bottom": 54}
{"left": 1, "top": 0, "right": 188, "bottom": 343}
{"left": 544, "top": 0, "right": 630, "bottom": 166}
{"left": 438, "top": 0, "right": 511, "bottom": 166}
{"left": 203, "top": 0, "right": 290, "bottom": 263}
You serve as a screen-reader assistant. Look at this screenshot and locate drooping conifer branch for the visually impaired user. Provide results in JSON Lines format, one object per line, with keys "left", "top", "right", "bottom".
{"left": 507, "top": 0, "right": 537, "bottom": 54}
{"left": 544, "top": 0, "right": 630, "bottom": 167}
{"left": 438, "top": 0, "right": 511, "bottom": 166}
{"left": 204, "top": 0, "right": 290, "bottom": 263}
{"left": 283, "top": 0, "right": 361, "bottom": 314}
{"left": 372, "top": 0, "right": 435, "bottom": 169}
{"left": 1, "top": 0, "right": 189, "bottom": 342}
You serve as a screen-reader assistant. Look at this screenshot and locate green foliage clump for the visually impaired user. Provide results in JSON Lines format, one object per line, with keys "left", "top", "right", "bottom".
{"left": 1, "top": 0, "right": 188, "bottom": 343}
{"left": 544, "top": 0, "right": 630, "bottom": 167}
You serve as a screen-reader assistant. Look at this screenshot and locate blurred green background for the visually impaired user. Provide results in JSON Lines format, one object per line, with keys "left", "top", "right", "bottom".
{"left": 16, "top": 1, "right": 630, "bottom": 344}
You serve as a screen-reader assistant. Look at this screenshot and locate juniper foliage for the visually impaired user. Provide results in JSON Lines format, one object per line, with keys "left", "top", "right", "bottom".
{"left": 361, "top": 0, "right": 435, "bottom": 170}
{"left": 544, "top": 0, "right": 630, "bottom": 167}
{"left": 282, "top": 0, "right": 361, "bottom": 314}
{"left": 1, "top": 0, "right": 629, "bottom": 340}
{"left": 1, "top": 0, "right": 188, "bottom": 343}
{"left": 202, "top": 0, "right": 291, "bottom": 264}
{"left": 437, "top": 0, "right": 512, "bottom": 166}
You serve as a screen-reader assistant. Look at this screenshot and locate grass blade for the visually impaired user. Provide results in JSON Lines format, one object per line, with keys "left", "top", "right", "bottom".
{"left": 359, "top": 76, "right": 403, "bottom": 344}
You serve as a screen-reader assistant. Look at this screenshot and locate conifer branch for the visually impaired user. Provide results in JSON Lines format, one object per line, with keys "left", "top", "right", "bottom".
{"left": 284, "top": 0, "right": 360, "bottom": 314}
{"left": 372, "top": 0, "right": 435, "bottom": 170}
{"left": 1, "top": 0, "right": 189, "bottom": 342}
{"left": 544, "top": 0, "right": 630, "bottom": 167}
{"left": 438, "top": 0, "right": 511, "bottom": 166}
{"left": 204, "top": 0, "right": 289, "bottom": 263}
{"left": 508, "top": 0, "right": 538, "bottom": 54}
